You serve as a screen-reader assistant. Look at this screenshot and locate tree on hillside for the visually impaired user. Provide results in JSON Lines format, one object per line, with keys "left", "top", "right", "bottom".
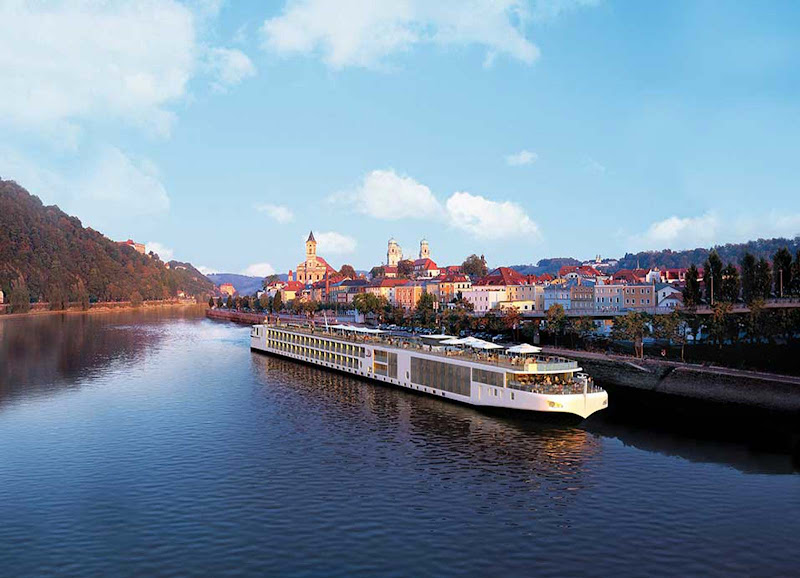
{"left": 9, "top": 278, "right": 30, "bottom": 313}
{"left": 130, "top": 291, "right": 143, "bottom": 308}
{"left": 683, "top": 264, "right": 701, "bottom": 307}
{"left": 339, "top": 264, "right": 356, "bottom": 279}
{"left": 71, "top": 279, "right": 90, "bottom": 311}
{"left": 462, "top": 254, "right": 488, "bottom": 278}
{"left": 262, "top": 274, "right": 279, "bottom": 289}
{"left": 720, "top": 263, "right": 740, "bottom": 303}
{"left": 773, "top": 247, "right": 793, "bottom": 297}
{"left": 740, "top": 252, "right": 757, "bottom": 303}
{"left": 703, "top": 250, "right": 723, "bottom": 304}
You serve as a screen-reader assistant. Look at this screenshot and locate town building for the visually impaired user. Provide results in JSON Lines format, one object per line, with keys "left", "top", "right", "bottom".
{"left": 413, "top": 258, "right": 439, "bottom": 278}
{"left": 569, "top": 282, "right": 595, "bottom": 312}
{"left": 543, "top": 283, "right": 572, "bottom": 311}
{"left": 220, "top": 283, "right": 236, "bottom": 297}
{"left": 387, "top": 238, "right": 403, "bottom": 267}
{"left": 463, "top": 287, "right": 506, "bottom": 313}
{"left": 296, "top": 231, "right": 336, "bottom": 284}
{"left": 437, "top": 274, "right": 471, "bottom": 305}
{"left": 394, "top": 282, "right": 425, "bottom": 310}
{"left": 655, "top": 283, "right": 682, "bottom": 305}
{"left": 622, "top": 284, "right": 656, "bottom": 310}
{"left": 659, "top": 292, "right": 684, "bottom": 309}
{"left": 595, "top": 282, "right": 625, "bottom": 311}
{"left": 419, "top": 238, "right": 430, "bottom": 260}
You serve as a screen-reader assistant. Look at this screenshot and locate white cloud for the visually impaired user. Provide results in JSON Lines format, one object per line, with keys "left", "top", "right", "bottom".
{"left": 261, "top": 0, "right": 543, "bottom": 69}
{"left": 197, "top": 265, "right": 219, "bottom": 276}
{"left": 146, "top": 241, "right": 175, "bottom": 261}
{"left": 242, "top": 263, "right": 277, "bottom": 277}
{"left": 506, "top": 150, "right": 538, "bottom": 166}
{"left": 445, "top": 191, "right": 540, "bottom": 240}
{"left": 205, "top": 47, "right": 256, "bottom": 91}
{"left": 256, "top": 203, "right": 295, "bottom": 223}
{"left": 0, "top": 0, "right": 196, "bottom": 137}
{"left": 333, "top": 169, "right": 443, "bottom": 220}
{"left": 632, "top": 211, "right": 800, "bottom": 250}
{"left": 313, "top": 231, "right": 358, "bottom": 254}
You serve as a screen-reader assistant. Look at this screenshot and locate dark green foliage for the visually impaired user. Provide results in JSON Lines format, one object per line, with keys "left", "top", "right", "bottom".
{"left": 339, "top": 264, "right": 356, "bottom": 279}
{"left": 226, "top": 295, "right": 234, "bottom": 309}
{"left": 397, "top": 259, "right": 414, "bottom": 278}
{"left": 9, "top": 278, "right": 30, "bottom": 313}
{"left": 720, "top": 263, "right": 740, "bottom": 303}
{"left": 683, "top": 264, "right": 702, "bottom": 307}
{"left": 413, "top": 291, "right": 437, "bottom": 327}
{"left": 740, "top": 252, "right": 757, "bottom": 303}
{"left": 461, "top": 254, "right": 488, "bottom": 278}
{"left": 272, "top": 291, "right": 282, "bottom": 311}
{"left": 208, "top": 297, "right": 215, "bottom": 308}
{"left": 130, "top": 291, "right": 143, "bottom": 308}
{"left": 703, "top": 250, "right": 723, "bottom": 304}
{"left": 0, "top": 180, "right": 214, "bottom": 303}
{"left": 754, "top": 258, "right": 772, "bottom": 299}
{"left": 369, "top": 266, "right": 385, "bottom": 279}
{"left": 773, "top": 247, "right": 793, "bottom": 297}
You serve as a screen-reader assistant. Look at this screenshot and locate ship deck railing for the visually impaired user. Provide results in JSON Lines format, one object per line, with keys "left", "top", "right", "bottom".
{"left": 262, "top": 322, "right": 580, "bottom": 373}
{"left": 506, "top": 379, "right": 606, "bottom": 395}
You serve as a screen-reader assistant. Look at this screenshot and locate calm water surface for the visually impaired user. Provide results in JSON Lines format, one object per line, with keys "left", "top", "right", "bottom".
{"left": 0, "top": 309, "right": 798, "bottom": 576}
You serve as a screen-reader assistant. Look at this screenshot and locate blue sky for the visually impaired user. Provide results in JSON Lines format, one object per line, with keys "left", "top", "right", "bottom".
{"left": 1, "top": 0, "right": 799, "bottom": 277}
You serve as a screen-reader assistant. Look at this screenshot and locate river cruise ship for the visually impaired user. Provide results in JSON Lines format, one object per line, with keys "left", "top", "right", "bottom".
{"left": 250, "top": 322, "right": 608, "bottom": 419}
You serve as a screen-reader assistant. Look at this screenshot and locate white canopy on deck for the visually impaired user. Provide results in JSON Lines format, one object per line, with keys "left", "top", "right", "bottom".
{"left": 506, "top": 343, "right": 542, "bottom": 354}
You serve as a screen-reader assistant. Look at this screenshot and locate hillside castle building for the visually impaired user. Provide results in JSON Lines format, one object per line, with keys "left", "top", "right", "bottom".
{"left": 386, "top": 238, "right": 431, "bottom": 266}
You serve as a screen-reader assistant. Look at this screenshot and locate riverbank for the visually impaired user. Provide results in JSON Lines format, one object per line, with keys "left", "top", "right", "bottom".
{"left": 0, "top": 299, "right": 201, "bottom": 320}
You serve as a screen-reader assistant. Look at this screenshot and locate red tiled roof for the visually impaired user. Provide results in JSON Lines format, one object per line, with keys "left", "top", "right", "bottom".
{"left": 413, "top": 258, "right": 438, "bottom": 269}
{"left": 474, "top": 267, "right": 525, "bottom": 286}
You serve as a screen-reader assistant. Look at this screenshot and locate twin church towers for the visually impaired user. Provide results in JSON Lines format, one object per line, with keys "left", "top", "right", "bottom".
{"left": 387, "top": 238, "right": 430, "bottom": 267}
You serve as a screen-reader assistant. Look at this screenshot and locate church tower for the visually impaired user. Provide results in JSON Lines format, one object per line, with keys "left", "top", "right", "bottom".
{"left": 387, "top": 238, "right": 402, "bottom": 267}
{"left": 306, "top": 231, "right": 317, "bottom": 266}
{"left": 419, "top": 238, "right": 430, "bottom": 260}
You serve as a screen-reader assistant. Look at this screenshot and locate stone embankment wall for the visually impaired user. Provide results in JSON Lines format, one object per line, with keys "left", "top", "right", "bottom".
{"left": 545, "top": 347, "right": 800, "bottom": 415}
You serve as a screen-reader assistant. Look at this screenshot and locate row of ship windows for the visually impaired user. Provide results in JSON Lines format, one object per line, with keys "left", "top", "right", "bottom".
{"left": 267, "top": 340, "right": 360, "bottom": 369}
{"left": 266, "top": 330, "right": 366, "bottom": 357}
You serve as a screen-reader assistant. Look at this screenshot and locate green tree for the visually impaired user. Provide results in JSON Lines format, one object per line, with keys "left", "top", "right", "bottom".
{"left": 130, "top": 291, "right": 144, "bottom": 308}
{"left": 71, "top": 279, "right": 90, "bottom": 311}
{"left": 262, "top": 274, "right": 279, "bottom": 290}
{"left": 654, "top": 310, "right": 687, "bottom": 361}
{"left": 226, "top": 295, "right": 234, "bottom": 309}
{"left": 397, "top": 260, "right": 414, "bottom": 278}
{"left": 259, "top": 293, "right": 270, "bottom": 311}
{"left": 740, "top": 252, "right": 757, "bottom": 304}
{"left": 272, "top": 291, "right": 282, "bottom": 312}
{"left": 339, "top": 264, "right": 356, "bottom": 279}
{"left": 414, "top": 291, "right": 437, "bottom": 328}
{"left": 683, "top": 264, "right": 702, "bottom": 307}
{"left": 754, "top": 258, "right": 772, "bottom": 299}
{"left": 720, "top": 263, "right": 740, "bottom": 303}
{"left": 611, "top": 312, "right": 651, "bottom": 358}
{"left": 208, "top": 296, "right": 215, "bottom": 308}
{"left": 545, "top": 304, "right": 567, "bottom": 346}
{"left": 461, "top": 254, "right": 488, "bottom": 278}
{"left": 773, "top": 247, "right": 793, "bottom": 298}
{"left": 791, "top": 250, "right": 800, "bottom": 296}
{"left": 703, "top": 249, "right": 723, "bottom": 304}
{"left": 9, "top": 278, "right": 30, "bottom": 313}
{"left": 369, "top": 266, "right": 385, "bottom": 279}
{"left": 47, "top": 282, "right": 68, "bottom": 311}
{"left": 706, "top": 302, "right": 734, "bottom": 348}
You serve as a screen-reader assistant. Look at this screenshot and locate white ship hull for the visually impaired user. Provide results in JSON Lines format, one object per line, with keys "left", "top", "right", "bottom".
{"left": 250, "top": 325, "right": 608, "bottom": 420}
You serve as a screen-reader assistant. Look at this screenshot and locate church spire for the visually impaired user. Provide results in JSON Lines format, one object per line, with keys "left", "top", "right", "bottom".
{"left": 307, "top": 230, "right": 316, "bottom": 243}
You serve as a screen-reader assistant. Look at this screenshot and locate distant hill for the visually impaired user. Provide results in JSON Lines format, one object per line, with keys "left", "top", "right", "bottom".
{"left": 0, "top": 178, "right": 215, "bottom": 301}
{"left": 615, "top": 237, "right": 800, "bottom": 270}
{"left": 511, "top": 258, "right": 581, "bottom": 276}
{"left": 206, "top": 273, "right": 288, "bottom": 295}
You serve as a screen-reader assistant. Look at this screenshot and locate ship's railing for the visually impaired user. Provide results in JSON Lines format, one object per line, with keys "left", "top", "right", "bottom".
{"left": 264, "top": 323, "right": 580, "bottom": 371}
{"left": 507, "top": 376, "right": 605, "bottom": 396}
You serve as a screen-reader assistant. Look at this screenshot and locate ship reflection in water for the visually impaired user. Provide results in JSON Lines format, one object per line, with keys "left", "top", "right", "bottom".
{"left": 0, "top": 315, "right": 798, "bottom": 576}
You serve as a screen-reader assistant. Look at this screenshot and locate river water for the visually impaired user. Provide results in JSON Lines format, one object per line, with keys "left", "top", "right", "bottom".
{"left": 0, "top": 309, "right": 798, "bottom": 576}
